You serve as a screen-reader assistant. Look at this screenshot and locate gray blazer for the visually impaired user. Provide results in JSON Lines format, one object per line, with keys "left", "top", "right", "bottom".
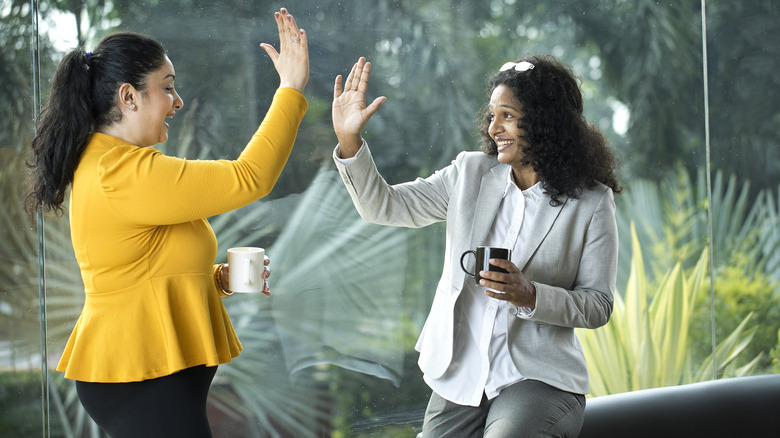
{"left": 334, "top": 144, "right": 617, "bottom": 395}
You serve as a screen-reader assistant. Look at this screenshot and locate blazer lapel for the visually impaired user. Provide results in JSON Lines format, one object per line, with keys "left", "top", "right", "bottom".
{"left": 468, "top": 164, "right": 510, "bottom": 247}
{"left": 515, "top": 195, "right": 567, "bottom": 270}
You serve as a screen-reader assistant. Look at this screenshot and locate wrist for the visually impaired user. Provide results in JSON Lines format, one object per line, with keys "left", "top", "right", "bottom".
{"left": 279, "top": 82, "right": 306, "bottom": 94}
{"left": 214, "top": 264, "right": 233, "bottom": 296}
{"left": 527, "top": 281, "right": 537, "bottom": 310}
{"left": 336, "top": 133, "right": 363, "bottom": 158}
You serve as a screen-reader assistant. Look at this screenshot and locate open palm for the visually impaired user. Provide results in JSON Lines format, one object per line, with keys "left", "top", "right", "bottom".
{"left": 332, "top": 57, "right": 386, "bottom": 151}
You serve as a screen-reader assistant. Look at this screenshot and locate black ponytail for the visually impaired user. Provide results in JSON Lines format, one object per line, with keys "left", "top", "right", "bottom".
{"left": 26, "top": 50, "right": 93, "bottom": 217}
{"left": 26, "top": 32, "right": 166, "bottom": 217}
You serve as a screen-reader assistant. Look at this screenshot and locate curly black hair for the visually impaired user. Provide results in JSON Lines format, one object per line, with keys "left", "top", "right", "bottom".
{"left": 478, "top": 55, "right": 622, "bottom": 206}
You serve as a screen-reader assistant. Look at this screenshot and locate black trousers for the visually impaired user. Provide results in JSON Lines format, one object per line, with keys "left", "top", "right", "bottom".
{"left": 76, "top": 365, "right": 217, "bottom": 438}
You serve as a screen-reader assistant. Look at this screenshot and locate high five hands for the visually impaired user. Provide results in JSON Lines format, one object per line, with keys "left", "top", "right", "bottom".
{"left": 332, "top": 57, "right": 387, "bottom": 157}
{"left": 260, "top": 8, "right": 309, "bottom": 93}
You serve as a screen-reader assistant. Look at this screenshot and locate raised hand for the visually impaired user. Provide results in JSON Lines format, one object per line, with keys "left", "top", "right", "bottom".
{"left": 260, "top": 8, "right": 309, "bottom": 93}
{"left": 332, "top": 57, "right": 386, "bottom": 157}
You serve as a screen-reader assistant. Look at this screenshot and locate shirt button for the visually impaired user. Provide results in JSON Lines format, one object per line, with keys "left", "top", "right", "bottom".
{"left": 508, "top": 307, "right": 518, "bottom": 315}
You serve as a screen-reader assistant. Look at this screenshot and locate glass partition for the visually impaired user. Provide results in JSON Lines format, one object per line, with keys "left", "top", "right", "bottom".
{"left": 704, "top": 0, "right": 780, "bottom": 384}
{"left": 1, "top": 0, "right": 777, "bottom": 436}
{"left": 1, "top": 1, "right": 45, "bottom": 436}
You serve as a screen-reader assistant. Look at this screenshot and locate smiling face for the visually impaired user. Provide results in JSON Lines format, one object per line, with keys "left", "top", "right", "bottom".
{"left": 135, "top": 56, "right": 183, "bottom": 146}
{"left": 488, "top": 84, "right": 538, "bottom": 188}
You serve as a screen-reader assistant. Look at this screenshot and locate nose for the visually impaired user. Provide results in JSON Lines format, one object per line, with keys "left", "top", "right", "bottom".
{"left": 488, "top": 117, "right": 500, "bottom": 138}
{"left": 173, "top": 89, "right": 184, "bottom": 110}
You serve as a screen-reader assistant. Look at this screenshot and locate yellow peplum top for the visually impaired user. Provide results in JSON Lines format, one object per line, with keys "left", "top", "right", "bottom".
{"left": 56, "top": 87, "right": 307, "bottom": 382}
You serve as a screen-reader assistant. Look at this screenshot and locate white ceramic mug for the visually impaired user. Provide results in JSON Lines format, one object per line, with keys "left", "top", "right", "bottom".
{"left": 227, "top": 247, "right": 265, "bottom": 293}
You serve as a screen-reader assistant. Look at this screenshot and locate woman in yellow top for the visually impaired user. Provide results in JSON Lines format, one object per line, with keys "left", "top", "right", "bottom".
{"left": 25, "top": 8, "right": 308, "bottom": 438}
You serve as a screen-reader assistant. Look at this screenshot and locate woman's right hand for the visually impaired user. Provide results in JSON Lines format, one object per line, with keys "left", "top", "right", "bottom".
{"left": 260, "top": 8, "right": 309, "bottom": 93}
{"left": 332, "top": 57, "right": 386, "bottom": 157}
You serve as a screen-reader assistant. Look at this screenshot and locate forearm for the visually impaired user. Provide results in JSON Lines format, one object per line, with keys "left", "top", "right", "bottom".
{"left": 334, "top": 143, "right": 449, "bottom": 228}
{"left": 236, "top": 87, "right": 308, "bottom": 197}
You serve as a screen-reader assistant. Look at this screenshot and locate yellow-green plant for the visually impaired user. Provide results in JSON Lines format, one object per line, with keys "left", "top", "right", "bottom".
{"left": 577, "top": 223, "right": 760, "bottom": 397}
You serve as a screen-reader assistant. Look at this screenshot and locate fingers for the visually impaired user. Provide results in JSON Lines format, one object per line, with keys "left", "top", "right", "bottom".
{"left": 263, "top": 256, "right": 271, "bottom": 280}
{"left": 275, "top": 8, "right": 299, "bottom": 50}
{"left": 366, "top": 96, "right": 387, "bottom": 116}
{"left": 259, "top": 9, "right": 288, "bottom": 61}
{"left": 343, "top": 57, "right": 365, "bottom": 91}
{"left": 261, "top": 8, "right": 309, "bottom": 92}
{"left": 261, "top": 279, "right": 271, "bottom": 297}
{"left": 478, "top": 259, "right": 516, "bottom": 291}
{"left": 283, "top": 9, "right": 307, "bottom": 50}
{"left": 484, "top": 288, "right": 510, "bottom": 301}
{"left": 333, "top": 75, "right": 343, "bottom": 99}
{"left": 481, "top": 280, "right": 505, "bottom": 292}
{"left": 262, "top": 259, "right": 271, "bottom": 296}
{"left": 258, "top": 43, "right": 278, "bottom": 63}
{"left": 348, "top": 58, "right": 366, "bottom": 91}
{"left": 479, "top": 260, "right": 536, "bottom": 308}
{"left": 334, "top": 58, "right": 383, "bottom": 102}
{"left": 489, "top": 258, "right": 516, "bottom": 272}
{"left": 357, "top": 60, "right": 372, "bottom": 94}
{"left": 332, "top": 56, "right": 385, "bottom": 149}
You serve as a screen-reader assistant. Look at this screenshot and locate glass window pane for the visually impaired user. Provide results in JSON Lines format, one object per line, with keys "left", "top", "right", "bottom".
{"left": 706, "top": 0, "right": 780, "bottom": 380}
{"left": 1, "top": 2, "right": 45, "bottom": 436}
{"left": 7, "top": 0, "right": 775, "bottom": 436}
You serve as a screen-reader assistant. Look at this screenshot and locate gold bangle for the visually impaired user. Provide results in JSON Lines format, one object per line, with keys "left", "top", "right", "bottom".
{"left": 215, "top": 263, "right": 233, "bottom": 296}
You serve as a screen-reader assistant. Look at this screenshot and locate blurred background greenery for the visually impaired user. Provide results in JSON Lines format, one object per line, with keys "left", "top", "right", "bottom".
{"left": 1, "top": 0, "right": 778, "bottom": 436}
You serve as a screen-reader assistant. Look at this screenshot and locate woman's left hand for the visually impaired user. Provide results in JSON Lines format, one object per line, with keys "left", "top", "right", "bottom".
{"left": 260, "top": 8, "right": 309, "bottom": 93}
{"left": 479, "top": 258, "right": 536, "bottom": 309}
{"left": 332, "top": 57, "right": 386, "bottom": 156}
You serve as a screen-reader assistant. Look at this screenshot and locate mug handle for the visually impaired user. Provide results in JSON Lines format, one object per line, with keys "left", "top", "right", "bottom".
{"left": 244, "top": 258, "right": 252, "bottom": 285}
{"left": 460, "top": 250, "right": 477, "bottom": 278}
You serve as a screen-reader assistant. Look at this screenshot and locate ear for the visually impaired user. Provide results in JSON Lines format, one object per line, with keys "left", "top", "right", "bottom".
{"left": 117, "top": 83, "right": 138, "bottom": 111}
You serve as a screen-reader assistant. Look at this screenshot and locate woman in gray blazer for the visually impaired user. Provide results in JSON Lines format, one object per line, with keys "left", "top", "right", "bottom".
{"left": 332, "top": 55, "right": 622, "bottom": 438}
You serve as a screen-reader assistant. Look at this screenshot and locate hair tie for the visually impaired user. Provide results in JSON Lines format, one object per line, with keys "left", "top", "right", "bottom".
{"left": 86, "top": 51, "right": 93, "bottom": 63}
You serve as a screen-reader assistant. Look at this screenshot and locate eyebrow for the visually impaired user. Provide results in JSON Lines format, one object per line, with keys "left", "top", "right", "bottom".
{"left": 489, "top": 103, "right": 519, "bottom": 111}
{"left": 163, "top": 74, "right": 175, "bottom": 80}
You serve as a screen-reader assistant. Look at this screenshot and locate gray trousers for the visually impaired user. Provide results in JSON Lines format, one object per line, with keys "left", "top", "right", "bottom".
{"left": 420, "top": 379, "right": 585, "bottom": 438}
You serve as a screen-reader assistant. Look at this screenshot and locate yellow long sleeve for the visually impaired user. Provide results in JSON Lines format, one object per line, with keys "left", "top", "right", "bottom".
{"left": 57, "top": 87, "right": 307, "bottom": 383}
{"left": 96, "top": 87, "right": 307, "bottom": 225}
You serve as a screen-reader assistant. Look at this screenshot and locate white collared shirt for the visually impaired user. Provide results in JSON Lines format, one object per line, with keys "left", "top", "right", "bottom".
{"left": 424, "top": 169, "right": 544, "bottom": 406}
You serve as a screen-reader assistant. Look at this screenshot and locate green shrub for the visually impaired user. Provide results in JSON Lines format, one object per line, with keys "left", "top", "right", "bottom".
{"left": 578, "top": 224, "right": 760, "bottom": 397}
{"left": 0, "top": 372, "right": 43, "bottom": 437}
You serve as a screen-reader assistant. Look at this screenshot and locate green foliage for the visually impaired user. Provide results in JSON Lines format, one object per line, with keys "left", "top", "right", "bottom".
{"left": 771, "top": 329, "right": 780, "bottom": 374}
{"left": 615, "top": 166, "right": 780, "bottom": 380}
{"left": 0, "top": 372, "right": 43, "bottom": 437}
{"left": 326, "top": 347, "right": 427, "bottom": 438}
{"left": 0, "top": 146, "right": 101, "bottom": 436}
{"left": 578, "top": 224, "right": 760, "bottom": 397}
{"left": 690, "top": 255, "right": 780, "bottom": 373}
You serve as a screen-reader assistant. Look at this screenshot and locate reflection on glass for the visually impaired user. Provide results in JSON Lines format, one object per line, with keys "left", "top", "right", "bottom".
{"left": 1, "top": 0, "right": 777, "bottom": 436}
